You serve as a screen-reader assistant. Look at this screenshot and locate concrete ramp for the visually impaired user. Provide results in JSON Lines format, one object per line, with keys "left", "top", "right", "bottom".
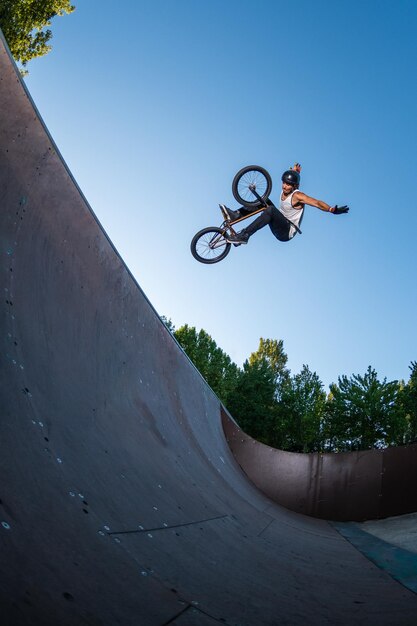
{"left": 1, "top": 32, "right": 417, "bottom": 625}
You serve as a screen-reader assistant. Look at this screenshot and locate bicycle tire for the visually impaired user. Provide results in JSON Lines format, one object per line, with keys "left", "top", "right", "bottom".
{"left": 232, "top": 165, "right": 272, "bottom": 207}
{"left": 190, "top": 227, "right": 231, "bottom": 264}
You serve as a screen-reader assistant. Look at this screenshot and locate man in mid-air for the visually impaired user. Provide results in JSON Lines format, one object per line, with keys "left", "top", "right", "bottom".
{"left": 221, "top": 164, "right": 349, "bottom": 245}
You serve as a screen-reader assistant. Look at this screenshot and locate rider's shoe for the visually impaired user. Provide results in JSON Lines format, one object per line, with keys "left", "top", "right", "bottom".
{"left": 219, "top": 204, "right": 241, "bottom": 222}
{"left": 226, "top": 230, "right": 249, "bottom": 245}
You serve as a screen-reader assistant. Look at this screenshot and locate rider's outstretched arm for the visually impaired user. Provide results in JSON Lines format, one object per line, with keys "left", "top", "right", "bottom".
{"left": 294, "top": 192, "right": 349, "bottom": 214}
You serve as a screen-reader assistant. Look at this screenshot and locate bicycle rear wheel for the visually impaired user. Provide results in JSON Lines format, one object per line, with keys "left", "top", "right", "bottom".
{"left": 190, "top": 227, "right": 231, "bottom": 264}
{"left": 232, "top": 165, "right": 272, "bottom": 207}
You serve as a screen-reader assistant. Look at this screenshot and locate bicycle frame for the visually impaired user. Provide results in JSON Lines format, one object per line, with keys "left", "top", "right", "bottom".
{"left": 216, "top": 195, "right": 302, "bottom": 245}
{"left": 190, "top": 166, "right": 275, "bottom": 263}
{"left": 203, "top": 203, "right": 268, "bottom": 252}
{"left": 218, "top": 204, "right": 266, "bottom": 236}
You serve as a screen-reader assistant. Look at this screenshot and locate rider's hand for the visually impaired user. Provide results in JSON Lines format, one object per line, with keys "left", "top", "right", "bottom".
{"left": 330, "top": 205, "right": 349, "bottom": 214}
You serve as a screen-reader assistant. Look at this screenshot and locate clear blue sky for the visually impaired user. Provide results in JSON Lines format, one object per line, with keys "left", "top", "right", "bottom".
{"left": 22, "top": 0, "right": 417, "bottom": 389}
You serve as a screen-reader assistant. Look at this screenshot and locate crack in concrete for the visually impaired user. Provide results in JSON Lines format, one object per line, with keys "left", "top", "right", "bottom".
{"left": 108, "top": 514, "right": 229, "bottom": 536}
{"left": 163, "top": 602, "right": 227, "bottom": 625}
{"left": 257, "top": 518, "right": 275, "bottom": 537}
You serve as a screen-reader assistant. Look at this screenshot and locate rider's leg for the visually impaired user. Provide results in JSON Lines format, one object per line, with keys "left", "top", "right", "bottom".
{"left": 225, "top": 205, "right": 274, "bottom": 244}
{"left": 226, "top": 205, "right": 290, "bottom": 245}
{"left": 239, "top": 197, "right": 274, "bottom": 219}
{"left": 220, "top": 204, "right": 254, "bottom": 221}
{"left": 268, "top": 208, "right": 291, "bottom": 241}
{"left": 220, "top": 204, "right": 242, "bottom": 221}
{"left": 243, "top": 205, "right": 275, "bottom": 236}
{"left": 238, "top": 207, "right": 254, "bottom": 217}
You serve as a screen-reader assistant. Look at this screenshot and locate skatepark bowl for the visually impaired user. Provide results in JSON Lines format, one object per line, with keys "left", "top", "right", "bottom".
{"left": 1, "top": 30, "right": 417, "bottom": 625}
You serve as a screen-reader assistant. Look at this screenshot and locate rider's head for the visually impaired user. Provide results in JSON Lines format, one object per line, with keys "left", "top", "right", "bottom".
{"left": 281, "top": 168, "right": 300, "bottom": 189}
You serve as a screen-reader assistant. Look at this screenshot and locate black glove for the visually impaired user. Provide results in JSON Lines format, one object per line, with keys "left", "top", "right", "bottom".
{"left": 332, "top": 205, "right": 349, "bottom": 214}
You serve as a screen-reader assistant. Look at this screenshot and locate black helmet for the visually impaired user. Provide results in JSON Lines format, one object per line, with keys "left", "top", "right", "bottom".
{"left": 281, "top": 169, "right": 300, "bottom": 187}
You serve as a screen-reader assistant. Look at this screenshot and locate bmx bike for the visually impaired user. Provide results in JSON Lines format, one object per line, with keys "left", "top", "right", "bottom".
{"left": 190, "top": 165, "right": 272, "bottom": 264}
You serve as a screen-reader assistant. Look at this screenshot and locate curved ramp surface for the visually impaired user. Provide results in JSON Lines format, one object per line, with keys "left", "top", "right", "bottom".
{"left": 1, "top": 32, "right": 417, "bottom": 625}
{"left": 223, "top": 410, "right": 417, "bottom": 521}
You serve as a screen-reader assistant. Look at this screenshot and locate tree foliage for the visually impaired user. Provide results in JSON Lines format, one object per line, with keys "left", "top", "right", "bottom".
{"left": 162, "top": 316, "right": 416, "bottom": 454}
{"left": 248, "top": 338, "right": 289, "bottom": 399}
{"left": 398, "top": 361, "right": 417, "bottom": 443}
{"left": 280, "top": 365, "right": 327, "bottom": 452}
{"left": 227, "top": 355, "right": 277, "bottom": 444}
{"left": 173, "top": 324, "right": 240, "bottom": 405}
{"left": 226, "top": 338, "right": 290, "bottom": 445}
{"left": 0, "top": 0, "right": 75, "bottom": 70}
{"left": 324, "top": 366, "right": 405, "bottom": 451}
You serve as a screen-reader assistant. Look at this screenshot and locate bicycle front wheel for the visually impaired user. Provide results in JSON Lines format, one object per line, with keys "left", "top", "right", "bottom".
{"left": 232, "top": 165, "right": 272, "bottom": 207}
{"left": 190, "top": 227, "right": 231, "bottom": 264}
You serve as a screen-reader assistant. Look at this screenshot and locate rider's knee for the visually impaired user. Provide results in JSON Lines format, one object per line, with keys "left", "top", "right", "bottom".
{"left": 262, "top": 205, "right": 275, "bottom": 219}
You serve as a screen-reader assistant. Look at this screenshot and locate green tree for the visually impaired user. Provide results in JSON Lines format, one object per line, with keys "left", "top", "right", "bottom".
{"left": 160, "top": 315, "right": 175, "bottom": 333}
{"left": 228, "top": 338, "right": 290, "bottom": 446}
{"left": 161, "top": 320, "right": 413, "bottom": 454}
{"left": 248, "top": 338, "right": 290, "bottom": 400}
{"left": 0, "top": 0, "right": 75, "bottom": 71}
{"left": 324, "top": 366, "right": 405, "bottom": 451}
{"left": 173, "top": 324, "right": 240, "bottom": 405}
{"left": 279, "top": 365, "right": 326, "bottom": 452}
{"left": 226, "top": 355, "right": 277, "bottom": 444}
{"left": 398, "top": 361, "right": 417, "bottom": 443}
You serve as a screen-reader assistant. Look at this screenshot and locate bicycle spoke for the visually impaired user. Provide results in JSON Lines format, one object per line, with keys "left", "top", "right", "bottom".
{"left": 238, "top": 171, "right": 267, "bottom": 200}
{"left": 232, "top": 165, "right": 272, "bottom": 208}
{"left": 196, "top": 232, "right": 228, "bottom": 261}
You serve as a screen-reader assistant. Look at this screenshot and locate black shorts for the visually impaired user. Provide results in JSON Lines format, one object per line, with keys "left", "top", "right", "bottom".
{"left": 245, "top": 204, "right": 292, "bottom": 242}
{"left": 268, "top": 206, "right": 291, "bottom": 242}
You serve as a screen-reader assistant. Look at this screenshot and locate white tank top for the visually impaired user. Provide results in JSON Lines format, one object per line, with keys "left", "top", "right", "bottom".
{"left": 279, "top": 190, "right": 304, "bottom": 239}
